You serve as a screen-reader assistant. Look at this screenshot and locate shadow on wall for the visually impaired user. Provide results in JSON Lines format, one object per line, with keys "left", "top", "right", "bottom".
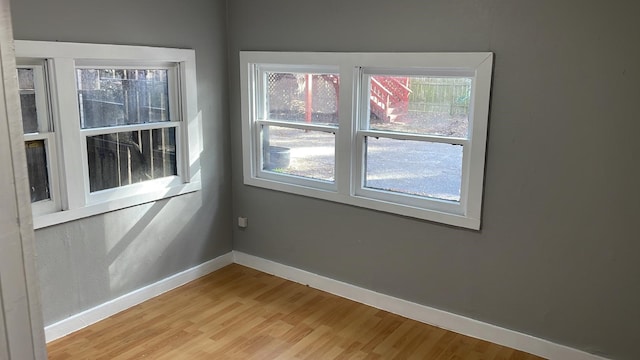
{"left": 35, "top": 139, "right": 229, "bottom": 326}
{"left": 105, "top": 193, "right": 203, "bottom": 292}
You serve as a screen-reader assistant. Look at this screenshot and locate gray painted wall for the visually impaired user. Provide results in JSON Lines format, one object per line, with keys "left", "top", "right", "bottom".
{"left": 228, "top": 1, "right": 640, "bottom": 359}
{"left": 10, "top": 0, "right": 232, "bottom": 326}
{"left": 7, "top": 0, "right": 640, "bottom": 359}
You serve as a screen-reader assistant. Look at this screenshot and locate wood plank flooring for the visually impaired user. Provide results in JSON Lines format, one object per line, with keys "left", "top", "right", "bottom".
{"left": 47, "top": 264, "right": 545, "bottom": 359}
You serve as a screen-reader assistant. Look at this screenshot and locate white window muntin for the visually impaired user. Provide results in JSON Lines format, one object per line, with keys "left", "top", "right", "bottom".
{"left": 79, "top": 120, "right": 180, "bottom": 137}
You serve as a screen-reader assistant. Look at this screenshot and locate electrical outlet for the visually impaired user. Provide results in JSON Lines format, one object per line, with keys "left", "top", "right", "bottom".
{"left": 238, "top": 217, "right": 248, "bottom": 228}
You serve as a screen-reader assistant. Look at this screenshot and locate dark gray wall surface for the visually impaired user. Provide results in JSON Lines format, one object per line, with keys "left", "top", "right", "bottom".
{"left": 228, "top": 1, "right": 640, "bottom": 359}
{"left": 11, "top": 0, "right": 232, "bottom": 325}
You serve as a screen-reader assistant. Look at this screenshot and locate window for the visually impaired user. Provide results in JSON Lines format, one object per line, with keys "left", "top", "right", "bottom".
{"left": 17, "top": 65, "right": 60, "bottom": 216}
{"left": 15, "top": 41, "right": 202, "bottom": 229}
{"left": 76, "top": 67, "right": 180, "bottom": 200}
{"left": 241, "top": 52, "right": 493, "bottom": 229}
{"left": 255, "top": 65, "right": 339, "bottom": 189}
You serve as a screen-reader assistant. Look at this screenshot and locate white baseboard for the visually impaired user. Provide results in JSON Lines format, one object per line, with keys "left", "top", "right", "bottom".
{"left": 44, "top": 251, "right": 234, "bottom": 343}
{"left": 44, "top": 250, "right": 608, "bottom": 360}
{"left": 233, "top": 251, "right": 608, "bottom": 360}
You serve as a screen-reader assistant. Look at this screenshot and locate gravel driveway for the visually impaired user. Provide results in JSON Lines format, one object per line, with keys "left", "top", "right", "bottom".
{"left": 264, "top": 112, "right": 466, "bottom": 202}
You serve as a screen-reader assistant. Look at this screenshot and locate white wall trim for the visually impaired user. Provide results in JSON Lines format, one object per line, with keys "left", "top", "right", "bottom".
{"left": 233, "top": 251, "right": 609, "bottom": 360}
{"left": 44, "top": 251, "right": 233, "bottom": 343}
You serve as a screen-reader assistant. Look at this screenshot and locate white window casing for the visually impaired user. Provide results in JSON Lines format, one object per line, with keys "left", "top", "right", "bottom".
{"left": 15, "top": 41, "right": 202, "bottom": 229}
{"left": 240, "top": 51, "right": 493, "bottom": 230}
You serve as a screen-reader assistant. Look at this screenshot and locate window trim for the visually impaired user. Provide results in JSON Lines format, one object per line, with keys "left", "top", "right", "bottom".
{"left": 15, "top": 41, "right": 202, "bottom": 229}
{"left": 240, "top": 51, "right": 492, "bottom": 230}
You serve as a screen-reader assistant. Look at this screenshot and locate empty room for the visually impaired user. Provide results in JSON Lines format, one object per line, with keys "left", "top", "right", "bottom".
{"left": 1, "top": 0, "right": 638, "bottom": 359}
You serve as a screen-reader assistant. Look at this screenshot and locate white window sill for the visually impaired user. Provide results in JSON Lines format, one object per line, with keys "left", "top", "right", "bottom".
{"left": 33, "top": 182, "right": 201, "bottom": 230}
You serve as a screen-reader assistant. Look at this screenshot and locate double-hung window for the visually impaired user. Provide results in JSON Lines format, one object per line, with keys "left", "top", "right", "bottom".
{"left": 15, "top": 41, "right": 202, "bottom": 229}
{"left": 254, "top": 65, "right": 340, "bottom": 189}
{"left": 241, "top": 52, "right": 492, "bottom": 229}
{"left": 17, "top": 64, "right": 60, "bottom": 216}
{"left": 76, "top": 66, "right": 180, "bottom": 200}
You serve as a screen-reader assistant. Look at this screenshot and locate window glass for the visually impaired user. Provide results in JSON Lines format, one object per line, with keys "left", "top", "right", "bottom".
{"left": 77, "top": 69, "right": 170, "bottom": 129}
{"left": 18, "top": 68, "right": 39, "bottom": 134}
{"left": 262, "top": 125, "right": 335, "bottom": 182}
{"left": 265, "top": 72, "right": 339, "bottom": 126}
{"left": 25, "top": 140, "right": 50, "bottom": 202}
{"left": 364, "top": 137, "right": 463, "bottom": 202}
{"left": 368, "top": 76, "right": 471, "bottom": 138}
{"left": 87, "top": 128, "right": 177, "bottom": 192}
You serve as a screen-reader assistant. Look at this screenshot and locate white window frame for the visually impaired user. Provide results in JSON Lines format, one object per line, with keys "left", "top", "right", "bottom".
{"left": 17, "top": 63, "right": 61, "bottom": 216}
{"left": 15, "top": 41, "right": 202, "bottom": 229}
{"left": 75, "top": 63, "right": 182, "bottom": 204}
{"left": 253, "top": 64, "right": 340, "bottom": 191}
{"left": 240, "top": 51, "right": 492, "bottom": 230}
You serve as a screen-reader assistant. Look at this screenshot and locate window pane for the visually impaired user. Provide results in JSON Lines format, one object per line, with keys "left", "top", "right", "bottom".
{"left": 368, "top": 76, "right": 471, "bottom": 138}
{"left": 262, "top": 125, "right": 335, "bottom": 182}
{"left": 87, "top": 127, "right": 177, "bottom": 192}
{"left": 365, "top": 137, "right": 462, "bottom": 201}
{"left": 17, "top": 68, "right": 39, "bottom": 134}
{"left": 77, "top": 69, "right": 170, "bottom": 129}
{"left": 266, "top": 72, "right": 339, "bottom": 125}
{"left": 25, "top": 140, "right": 50, "bottom": 202}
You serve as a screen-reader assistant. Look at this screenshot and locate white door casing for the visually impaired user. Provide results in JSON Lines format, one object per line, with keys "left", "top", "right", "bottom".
{"left": 0, "top": 0, "right": 47, "bottom": 358}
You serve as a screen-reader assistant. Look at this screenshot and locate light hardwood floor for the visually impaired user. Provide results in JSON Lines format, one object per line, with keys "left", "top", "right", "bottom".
{"left": 47, "top": 264, "right": 545, "bottom": 359}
